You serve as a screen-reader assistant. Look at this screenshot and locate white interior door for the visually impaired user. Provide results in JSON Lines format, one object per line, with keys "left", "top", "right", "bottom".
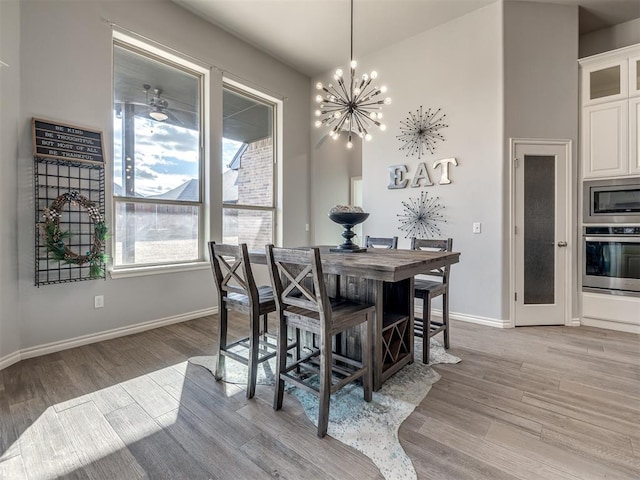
{"left": 513, "top": 141, "right": 570, "bottom": 326}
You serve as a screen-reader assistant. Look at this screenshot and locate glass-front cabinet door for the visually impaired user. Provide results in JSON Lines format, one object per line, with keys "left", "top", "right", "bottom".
{"left": 582, "top": 59, "right": 628, "bottom": 106}
{"left": 630, "top": 54, "right": 640, "bottom": 98}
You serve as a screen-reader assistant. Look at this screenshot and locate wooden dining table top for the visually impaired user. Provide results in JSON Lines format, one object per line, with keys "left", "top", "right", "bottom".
{"left": 250, "top": 246, "right": 460, "bottom": 283}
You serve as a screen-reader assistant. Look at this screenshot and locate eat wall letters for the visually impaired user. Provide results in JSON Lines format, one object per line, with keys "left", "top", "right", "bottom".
{"left": 387, "top": 158, "right": 458, "bottom": 189}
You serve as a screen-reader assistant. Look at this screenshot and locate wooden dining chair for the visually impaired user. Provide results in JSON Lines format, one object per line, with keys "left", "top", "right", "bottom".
{"left": 266, "top": 245, "right": 374, "bottom": 438}
{"left": 208, "top": 241, "right": 279, "bottom": 399}
{"left": 364, "top": 235, "right": 398, "bottom": 249}
{"left": 411, "top": 238, "right": 453, "bottom": 364}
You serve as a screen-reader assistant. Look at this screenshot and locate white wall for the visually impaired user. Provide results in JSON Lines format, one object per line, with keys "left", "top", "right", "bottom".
{"left": 311, "top": 2, "right": 505, "bottom": 323}
{"left": 580, "top": 17, "right": 640, "bottom": 58}
{"left": 503, "top": 1, "right": 579, "bottom": 318}
{"left": 310, "top": 132, "right": 363, "bottom": 246}
{"left": 0, "top": 0, "right": 22, "bottom": 365}
{"left": 9, "top": 0, "right": 310, "bottom": 358}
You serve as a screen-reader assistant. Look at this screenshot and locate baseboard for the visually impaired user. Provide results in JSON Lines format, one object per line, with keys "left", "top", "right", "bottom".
{"left": 0, "top": 307, "right": 218, "bottom": 370}
{"left": 415, "top": 306, "right": 509, "bottom": 328}
{"left": 580, "top": 317, "right": 640, "bottom": 334}
{"left": 568, "top": 317, "right": 581, "bottom": 327}
{"left": 0, "top": 350, "right": 22, "bottom": 371}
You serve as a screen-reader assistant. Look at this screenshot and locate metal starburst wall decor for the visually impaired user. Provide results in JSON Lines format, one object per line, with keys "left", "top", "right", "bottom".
{"left": 397, "top": 106, "right": 448, "bottom": 158}
{"left": 397, "top": 191, "right": 446, "bottom": 238}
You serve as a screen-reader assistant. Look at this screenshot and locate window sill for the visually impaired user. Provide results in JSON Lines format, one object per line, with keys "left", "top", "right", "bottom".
{"left": 109, "top": 261, "right": 210, "bottom": 280}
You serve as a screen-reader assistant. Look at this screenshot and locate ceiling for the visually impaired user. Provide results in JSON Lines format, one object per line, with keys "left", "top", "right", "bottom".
{"left": 173, "top": 0, "right": 640, "bottom": 77}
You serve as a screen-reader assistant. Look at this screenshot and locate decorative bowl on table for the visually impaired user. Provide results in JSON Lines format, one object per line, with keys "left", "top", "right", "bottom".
{"left": 328, "top": 205, "right": 370, "bottom": 253}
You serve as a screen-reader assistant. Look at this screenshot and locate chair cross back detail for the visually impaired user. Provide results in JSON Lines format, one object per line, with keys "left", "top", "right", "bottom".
{"left": 267, "top": 247, "right": 328, "bottom": 317}
{"left": 210, "top": 243, "right": 257, "bottom": 303}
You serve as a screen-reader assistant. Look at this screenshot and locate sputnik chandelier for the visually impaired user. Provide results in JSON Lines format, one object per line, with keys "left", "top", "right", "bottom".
{"left": 314, "top": 0, "right": 391, "bottom": 148}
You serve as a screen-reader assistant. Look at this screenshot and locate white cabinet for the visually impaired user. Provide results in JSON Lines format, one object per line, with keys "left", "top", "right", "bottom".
{"left": 582, "top": 100, "right": 628, "bottom": 178}
{"left": 580, "top": 44, "right": 640, "bottom": 179}
{"left": 582, "top": 58, "right": 628, "bottom": 106}
{"left": 630, "top": 96, "right": 640, "bottom": 174}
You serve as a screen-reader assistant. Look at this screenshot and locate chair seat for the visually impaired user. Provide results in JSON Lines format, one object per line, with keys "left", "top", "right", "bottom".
{"left": 226, "top": 285, "right": 275, "bottom": 307}
{"left": 284, "top": 298, "right": 375, "bottom": 335}
{"left": 414, "top": 279, "right": 446, "bottom": 297}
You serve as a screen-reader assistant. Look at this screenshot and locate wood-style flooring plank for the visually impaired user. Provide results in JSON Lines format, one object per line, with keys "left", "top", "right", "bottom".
{"left": 10, "top": 397, "right": 84, "bottom": 479}
{"left": 414, "top": 415, "right": 581, "bottom": 480}
{"left": 105, "top": 403, "right": 213, "bottom": 479}
{"left": 486, "top": 421, "right": 640, "bottom": 480}
{"left": 57, "top": 401, "right": 146, "bottom": 480}
{"left": 0, "top": 455, "right": 27, "bottom": 479}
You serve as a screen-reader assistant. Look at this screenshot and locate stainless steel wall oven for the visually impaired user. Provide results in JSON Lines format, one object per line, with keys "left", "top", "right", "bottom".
{"left": 583, "top": 226, "right": 640, "bottom": 295}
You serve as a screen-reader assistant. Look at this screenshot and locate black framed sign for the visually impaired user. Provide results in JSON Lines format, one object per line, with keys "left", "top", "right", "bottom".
{"left": 32, "top": 118, "right": 105, "bottom": 164}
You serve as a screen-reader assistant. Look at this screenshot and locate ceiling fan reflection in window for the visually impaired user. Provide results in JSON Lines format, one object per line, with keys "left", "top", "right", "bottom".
{"left": 144, "top": 84, "right": 170, "bottom": 122}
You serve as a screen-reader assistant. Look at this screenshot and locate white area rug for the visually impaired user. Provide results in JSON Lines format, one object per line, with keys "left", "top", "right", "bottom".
{"left": 189, "top": 338, "right": 460, "bottom": 480}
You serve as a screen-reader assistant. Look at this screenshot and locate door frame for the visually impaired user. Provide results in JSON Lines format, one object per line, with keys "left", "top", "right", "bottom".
{"left": 509, "top": 138, "right": 573, "bottom": 328}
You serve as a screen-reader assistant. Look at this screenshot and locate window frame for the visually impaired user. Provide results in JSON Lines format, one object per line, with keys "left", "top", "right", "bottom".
{"left": 222, "top": 79, "right": 279, "bottom": 247}
{"left": 111, "top": 33, "right": 209, "bottom": 272}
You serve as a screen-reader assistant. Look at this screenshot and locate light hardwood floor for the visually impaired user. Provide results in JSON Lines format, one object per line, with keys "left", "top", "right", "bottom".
{"left": 1, "top": 314, "right": 639, "bottom": 479}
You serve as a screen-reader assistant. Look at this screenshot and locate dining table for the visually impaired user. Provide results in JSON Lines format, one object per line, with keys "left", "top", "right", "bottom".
{"left": 251, "top": 246, "right": 460, "bottom": 390}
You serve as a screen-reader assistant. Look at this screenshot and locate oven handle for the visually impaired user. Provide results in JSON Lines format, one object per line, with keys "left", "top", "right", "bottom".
{"left": 584, "top": 236, "right": 640, "bottom": 242}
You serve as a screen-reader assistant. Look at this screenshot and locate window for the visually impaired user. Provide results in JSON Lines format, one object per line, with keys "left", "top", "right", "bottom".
{"left": 222, "top": 83, "right": 276, "bottom": 249}
{"left": 112, "top": 39, "right": 205, "bottom": 267}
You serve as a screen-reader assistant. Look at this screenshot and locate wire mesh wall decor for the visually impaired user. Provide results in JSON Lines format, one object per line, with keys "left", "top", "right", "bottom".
{"left": 35, "top": 159, "right": 106, "bottom": 285}
{"left": 397, "top": 191, "right": 446, "bottom": 238}
{"left": 33, "top": 118, "right": 106, "bottom": 286}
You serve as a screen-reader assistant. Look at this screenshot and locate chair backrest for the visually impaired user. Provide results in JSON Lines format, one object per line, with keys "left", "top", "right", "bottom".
{"left": 410, "top": 238, "right": 453, "bottom": 281}
{"left": 365, "top": 235, "right": 398, "bottom": 249}
{"left": 265, "top": 245, "right": 331, "bottom": 323}
{"left": 208, "top": 242, "right": 258, "bottom": 304}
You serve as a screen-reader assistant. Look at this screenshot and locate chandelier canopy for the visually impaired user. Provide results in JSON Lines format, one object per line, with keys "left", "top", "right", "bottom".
{"left": 314, "top": 0, "right": 391, "bottom": 149}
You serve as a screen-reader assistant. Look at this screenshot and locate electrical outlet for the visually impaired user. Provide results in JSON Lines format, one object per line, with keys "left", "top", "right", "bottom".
{"left": 473, "top": 222, "right": 482, "bottom": 234}
{"left": 94, "top": 295, "right": 104, "bottom": 309}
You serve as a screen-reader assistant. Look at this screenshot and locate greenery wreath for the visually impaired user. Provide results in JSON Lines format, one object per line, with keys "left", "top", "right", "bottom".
{"left": 40, "top": 191, "right": 108, "bottom": 278}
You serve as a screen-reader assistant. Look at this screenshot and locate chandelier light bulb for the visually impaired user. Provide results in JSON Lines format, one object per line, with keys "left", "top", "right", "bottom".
{"left": 370, "top": 71, "right": 378, "bottom": 79}
{"left": 315, "top": 110, "right": 321, "bottom": 116}
{"left": 315, "top": 120, "right": 322, "bottom": 128}
{"left": 315, "top": 95, "right": 323, "bottom": 103}
{"left": 316, "top": 82, "right": 323, "bottom": 90}
{"left": 369, "top": 112, "right": 377, "bottom": 119}
{"left": 380, "top": 86, "right": 387, "bottom": 93}
{"left": 347, "top": 141, "right": 353, "bottom": 149}
{"left": 354, "top": 87, "right": 361, "bottom": 95}
{"left": 380, "top": 124, "right": 387, "bottom": 131}
{"left": 384, "top": 97, "right": 392, "bottom": 105}
{"left": 365, "top": 134, "right": 372, "bottom": 141}
{"left": 334, "top": 111, "right": 342, "bottom": 118}
{"left": 362, "top": 73, "right": 369, "bottom": 81}
{"left": 377, "top": 112, "right": 383, "bottom": 119}
{"left": 336, "top": 68, "right": 343, "bottom": 77}
{"left": 350, "top": 60, "right": 357, "bottom": 69}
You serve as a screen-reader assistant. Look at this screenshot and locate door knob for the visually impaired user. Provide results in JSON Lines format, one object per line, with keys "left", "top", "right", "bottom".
{"left": 557, "top": 241, "right": 567, "bottom": 247}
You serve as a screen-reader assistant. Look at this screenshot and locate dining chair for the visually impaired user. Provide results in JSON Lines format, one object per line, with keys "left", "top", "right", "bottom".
{"left": 208, "top": 241, "right": 279, "bottom": 399}
{"left": 364, "top": 235, "right": 398, "bottom": 249}
{"left": 266, "top": 244, "right": 374, "bottom": 438}
{"left": 411, "top": 238, "right": 453, "bottom": 364}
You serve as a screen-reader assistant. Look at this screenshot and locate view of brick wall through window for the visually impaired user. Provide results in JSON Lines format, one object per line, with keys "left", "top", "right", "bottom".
{"left": 228, "top": 136, "right": 274, "bottom": 250}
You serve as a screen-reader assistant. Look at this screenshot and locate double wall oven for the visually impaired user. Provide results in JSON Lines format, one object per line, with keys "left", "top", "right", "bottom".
{"left": 583, "top": 178, "right": 640, "bottom": 295}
